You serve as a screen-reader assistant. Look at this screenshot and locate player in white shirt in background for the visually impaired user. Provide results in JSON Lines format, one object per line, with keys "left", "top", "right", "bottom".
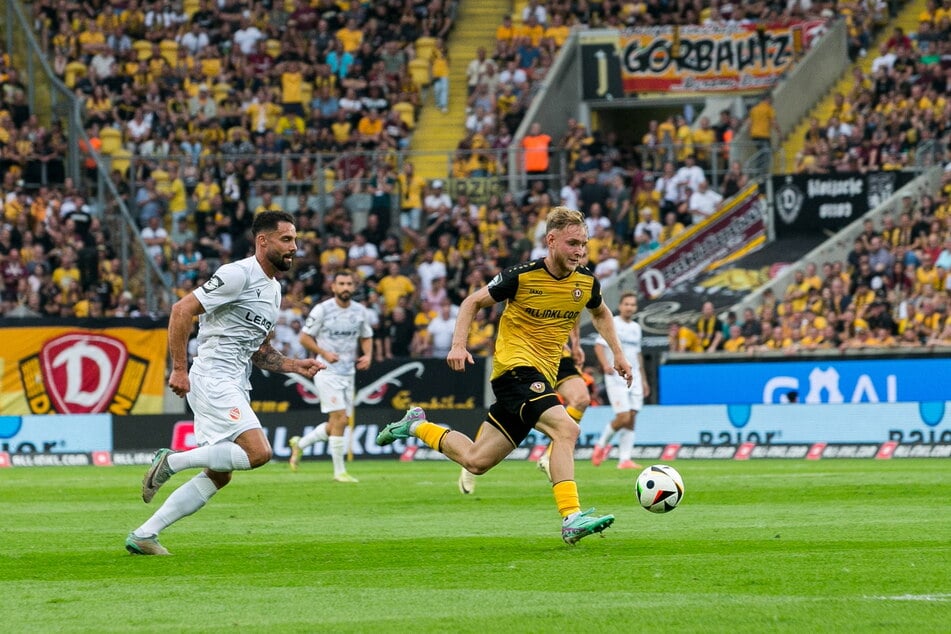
{"left": 289, "top": 270, "right": 373, "bottom": 482}
{"left": 126, "top": 211, "right": 323, "bottom": 555}
{"left": 591, "top": 292, "right": 650, "bottom": 469}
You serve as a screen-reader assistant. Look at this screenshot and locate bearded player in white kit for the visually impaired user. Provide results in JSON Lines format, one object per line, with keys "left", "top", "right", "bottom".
{"left": 591, "top": 292, "right": 650, "bottom": 469}
{"left": 125, "top": 211, "right": 324, "bottom": 555}
{"left": 288, "top": 269, "right": 373, "bottom": 482}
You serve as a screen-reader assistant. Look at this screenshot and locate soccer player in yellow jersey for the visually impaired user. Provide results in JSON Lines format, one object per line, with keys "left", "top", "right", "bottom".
{"left": 458, "top": 324, "right": 589, "bottom": 495}
{"left": 377, "top": 208, "right": 632, "bottom": 544}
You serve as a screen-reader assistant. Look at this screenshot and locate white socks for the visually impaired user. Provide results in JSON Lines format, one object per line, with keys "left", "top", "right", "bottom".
{"left": 618, "top": 429, "right": 636, "bottom": 463}
{"left": 329, "top": 436, "right": 346, "bottom": 476}
{"left": 297, "top": 422, "right": 329, "bottom": 449}
{"left": 298, "top": 423, "right": 347, "bottom": 475}
{"left": 134, "top": 472, "right": 218, "bottom": 537}
{"left": 597, "top": 425, "right": 617, "bottom": 448}
{"left": 167, "top": 441, "right": 252, "bottom": 473}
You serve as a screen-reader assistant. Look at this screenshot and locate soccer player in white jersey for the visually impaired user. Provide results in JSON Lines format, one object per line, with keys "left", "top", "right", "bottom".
{"left": 125, "top": 211, "right": 324, "bottom": 555}
{"left": 591, "top": 292, "right": 650, "bottom": 469}
{"left": 288, "top": 269, "right": 373, "bottom": 482}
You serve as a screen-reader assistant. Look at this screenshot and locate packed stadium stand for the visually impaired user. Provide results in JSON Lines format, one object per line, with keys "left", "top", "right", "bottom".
{"left": 0, "top": 0, "right": 948, "bottom": 363}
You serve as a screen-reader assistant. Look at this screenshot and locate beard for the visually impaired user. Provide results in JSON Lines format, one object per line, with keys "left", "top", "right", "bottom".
{"left": 269, "top": 249, "right": 293, "bottom": 272}
{"left": 336, "top": 290, "right": 352, "bottom": 302}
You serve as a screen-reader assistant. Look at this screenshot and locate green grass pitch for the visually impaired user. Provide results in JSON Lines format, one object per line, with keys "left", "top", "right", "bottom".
{"left": 2, "top": 459, "right": 949, "bottom": 633}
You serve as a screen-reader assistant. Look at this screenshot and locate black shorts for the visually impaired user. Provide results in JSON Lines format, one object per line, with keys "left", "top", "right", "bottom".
{"left": 554, "top": 356, "right": 582, "bottom": 389}
{"left": 487, "top": 366, "right": 562, "bottom": 448}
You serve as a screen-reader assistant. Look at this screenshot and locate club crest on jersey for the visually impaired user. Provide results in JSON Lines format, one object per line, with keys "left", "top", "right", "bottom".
{"left": 202, "top": 275, "right": 224, "bottom": 293}
{"left": 529, "top": 381, "right": 545, "bottom": 393}
{"left": 572, "top": 287, "right": 583, "bottom": 302}
{"left": 228, "top": 407, "right": 241, "bottom": 421}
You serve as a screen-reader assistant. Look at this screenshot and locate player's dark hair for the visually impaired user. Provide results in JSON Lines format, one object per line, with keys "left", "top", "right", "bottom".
{"left": 252, "top": 210, "right": 295, "bottom": 236}
{"left": 619, "top": 291, "right": 637, "bottom": 303}
{"left": 333, "top": 269, "right": 355, "bottom": 281}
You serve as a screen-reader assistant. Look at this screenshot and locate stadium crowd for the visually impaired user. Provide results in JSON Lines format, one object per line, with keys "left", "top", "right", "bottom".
{"left": 793, "top": 18, "right": 951, "bottom": 175}
{"left": 1, "top": 0, "right": 949, "bottom": 361}
{"left": 670, "top": 170, "right": 951, "bottom": 353}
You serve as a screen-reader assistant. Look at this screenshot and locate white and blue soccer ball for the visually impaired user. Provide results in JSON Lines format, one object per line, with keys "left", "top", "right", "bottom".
{"left": 636, "top": 464, "right": 684, "bottom": 513}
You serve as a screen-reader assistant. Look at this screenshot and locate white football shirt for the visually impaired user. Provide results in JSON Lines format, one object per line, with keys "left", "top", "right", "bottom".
{"left": 190, "top": 255, "right": 281, "bottom": 389}
{"left": 595, "top": 315, "right": 643, "bottom": 385}
{"left": 302, "top": 298, "right": 373, "bottom": 376}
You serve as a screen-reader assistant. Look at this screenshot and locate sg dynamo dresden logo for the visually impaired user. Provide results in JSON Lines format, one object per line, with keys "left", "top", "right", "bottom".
{"left": 18, "top": 332, "right": 149, "bottom": 414}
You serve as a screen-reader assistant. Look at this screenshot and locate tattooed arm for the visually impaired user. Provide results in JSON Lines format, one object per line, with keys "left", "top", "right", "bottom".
{"left": 252, "top": 333, "right": 324, "bottom": 377}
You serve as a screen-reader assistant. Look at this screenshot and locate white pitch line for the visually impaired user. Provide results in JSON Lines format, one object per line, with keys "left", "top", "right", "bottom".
{"left": 866, "top": 594, "right": 951, "bottom": 602}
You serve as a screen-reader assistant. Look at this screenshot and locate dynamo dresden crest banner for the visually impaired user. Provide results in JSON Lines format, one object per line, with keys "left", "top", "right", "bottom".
{"left": 0, "top": 319, "right": 168, "bottom": 415}
{"left": 634, "top": 184, "right": 767, "bottom": 300}
{"left": 581, "top": 21, "right": 826, "bottom": 96}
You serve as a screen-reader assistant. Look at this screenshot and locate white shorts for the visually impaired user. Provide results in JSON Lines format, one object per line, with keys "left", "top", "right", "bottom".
{"left": 604, "top": 373, "right": 644, "bottom": 413}
{"left": 187, "top": 373, "right": 261, "bottom": 446}
{"left": 313, "top": 372, "right": 355, "bottom": 414}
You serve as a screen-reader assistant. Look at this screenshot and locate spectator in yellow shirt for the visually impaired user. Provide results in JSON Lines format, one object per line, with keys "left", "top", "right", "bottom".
{"left": 336, "top": 17, "right": 363, "bottom": 53}
{"left": 496, "top": 15, "right": 515, "bottom": 44}
{"left": 378, "top": 261, "right": 417, "bottom": 314}
{"left": 668, "top": 322, "right": 703, "bottom": 352}
{"left": 467, "top": 308, "right": 496, "bottom": 356}
{"left": 356, "top": 109, "right": 385, "bottom": 145}
{"left": 431, "top": 39, "right": 450, "bottom": 112}
{"left": 543, "top": 14, "right": 571, "bottom": 48}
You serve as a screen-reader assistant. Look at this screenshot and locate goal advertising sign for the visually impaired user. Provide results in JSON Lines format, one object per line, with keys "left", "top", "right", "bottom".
{"left": 0, "top": 319, "right": 168, "bottom": 415}
{"left": 659, "top": 356, "right": 951, "bottom": 405}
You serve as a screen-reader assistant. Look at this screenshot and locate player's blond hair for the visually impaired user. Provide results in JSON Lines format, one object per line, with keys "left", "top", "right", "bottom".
{"left": 545, "top": 206, "right": 586, "bottom": 235}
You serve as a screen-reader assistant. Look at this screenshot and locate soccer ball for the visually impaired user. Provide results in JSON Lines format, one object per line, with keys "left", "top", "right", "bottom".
{"left": 635, "top": 464, "right": 684, "bottom": 513}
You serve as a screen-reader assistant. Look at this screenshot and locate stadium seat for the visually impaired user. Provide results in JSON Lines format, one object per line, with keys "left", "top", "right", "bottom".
{"left": 393, "top": 101, "right": 416, "bottom": 129}
{"left": 414, "top": 36, "right": 436, "bottom": 63}
{"left": 408, "top": 58, "right": 431, "bottom": 90}
{"left": 201, "top": 57, "right": 221, "bottom": 78}
{"left": 299, "top": 82, "right": 313, "bottom": 112}
{"left": 133, "top": 39, "right": 152, "bottom": 61}
{"left": 109, "top": 148, "right": 132, "bottom": 177}
{"left": 182, "top": 0, "right": 200, "bottom": 18}
{"left": 64, "top": 60, "right": 87, "bottom": 89}
{"left": 99, "top": 126, "right": 122, "bottom": 155}
{"left": 213, "top": 81, "right": 232, "bottom": 104}
{"left": 160, "top": 40, "right": 179, "bottom": 67}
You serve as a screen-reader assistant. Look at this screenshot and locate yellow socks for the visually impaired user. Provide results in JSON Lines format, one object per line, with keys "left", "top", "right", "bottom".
{"left": 414, "top": 421, "right": 450, "bottom": 451}
{"left": 552, "top": 480, "right": 581, "bottom": 518}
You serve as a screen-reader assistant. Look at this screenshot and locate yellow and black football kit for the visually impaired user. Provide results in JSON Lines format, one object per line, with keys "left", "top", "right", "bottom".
{"left": 555, "top": 349, "right": 583, "bottom": 388}
{"left": 484, "top": 259, "right": 602, "bottom": 446}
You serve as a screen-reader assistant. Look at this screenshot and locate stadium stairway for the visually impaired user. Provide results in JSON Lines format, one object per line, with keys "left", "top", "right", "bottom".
{"left": 778, "top": 0, "right": 929, "bottom": 173}
{"left": 409, "top": 0, "right": 510, "bottom": 183}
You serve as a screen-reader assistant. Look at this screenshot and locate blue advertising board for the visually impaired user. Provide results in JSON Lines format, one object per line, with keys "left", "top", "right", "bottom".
{"left": 574, "top": 402, "right": 951, "bottom": 445}
{"left": 0, "top": 414, "right": 112, "bottom": 453}
{"left": 659, "top": 357, "right": 951, "bottom": 405}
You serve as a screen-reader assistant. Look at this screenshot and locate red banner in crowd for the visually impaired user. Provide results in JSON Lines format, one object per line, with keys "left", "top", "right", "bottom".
{"left": 634, "top": 184, "right": 767, "bottom": 299}
{"left": 582, "top": 20, "right": 827, "bottom": 94}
